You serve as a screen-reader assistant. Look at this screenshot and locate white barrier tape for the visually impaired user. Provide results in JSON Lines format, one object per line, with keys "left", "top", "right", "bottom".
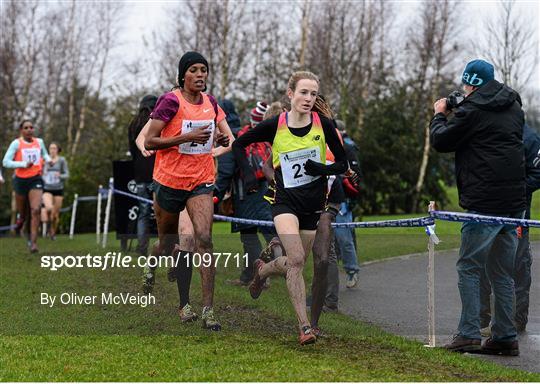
{"left": 110, "top": 187, "right": 434, "bottom": 228}
{"left": 0, "top": 224, "right": 17, "bottom": 231}
{"left": 431, "top": 210, "right": 540, "bottom": 228}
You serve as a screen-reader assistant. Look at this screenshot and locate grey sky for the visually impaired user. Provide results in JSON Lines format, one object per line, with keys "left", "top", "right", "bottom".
{"left": 114, "top": 0, "right": 539, "bottom": 96}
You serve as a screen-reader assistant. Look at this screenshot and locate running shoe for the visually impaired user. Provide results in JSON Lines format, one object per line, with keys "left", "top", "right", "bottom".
{"left": 179, "top": 303, "right": 198, "bottom": 323}
{"left": 249, "top": 259, "right": 267, "bottom": 299}
{"left": 29, "top": 244, "right": 39, "bottom": 254}
{"left": 259, "top": 240, "right": 275, "bottom": 263}
{"left": 346, "top": 271, "right": 359, "bottom": 289}
{"left": 142, "top": 266, "right": 155, "bottom": 294}
{"left": 311, "top": 326, "right": 323, "bottom": 338}
{"left": 201, "top": 306, "right": 221, "bottom": 331}
{"left": 299, "top": 326, "right": 317, "bottom": 345}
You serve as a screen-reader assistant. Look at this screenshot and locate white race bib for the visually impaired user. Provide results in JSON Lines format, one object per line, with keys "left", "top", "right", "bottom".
{"left": 279, "top": 147, "right": 321, "bottom": 188}
{"left": 178, "top": 119, "right": 214, "bottom": 154}
{"left": 44, "top": 171, "right": 60, "bottom": 185}
{"left": 21, "top": 148, "right": 40, "bottom": 164}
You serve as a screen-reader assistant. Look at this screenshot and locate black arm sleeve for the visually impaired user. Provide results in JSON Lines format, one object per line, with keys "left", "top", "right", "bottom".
{"left": 232, "top": 117, "right": 278, "bottom": 180}
{"left": 305, "top": 117, "right": 348, "bottom": 176}
{"left": 430, "top": 106, "right": 477, "bottom": 153}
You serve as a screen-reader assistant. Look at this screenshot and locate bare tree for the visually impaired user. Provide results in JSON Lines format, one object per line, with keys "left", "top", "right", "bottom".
{"left": 306, "top": 0, "right": 394, "bottom": 130}
{"left": 297, "top": 0, "right": 311, "bottom": 70}
{"left": 478, "top": 0, "right": 537, "bottom": 91}
{"left": 0, "top": 0, "right": 43, "bottom": 134}
{"left": 154, "top": 0, "right": 250, "bottom": 99}
{"left": 406, "top": 0, "right": 460, "bottom": 212}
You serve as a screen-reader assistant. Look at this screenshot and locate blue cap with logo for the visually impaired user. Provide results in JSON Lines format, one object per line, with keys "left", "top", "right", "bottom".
{"left": 462, "top": 59, "right": 494, "bottom": 87}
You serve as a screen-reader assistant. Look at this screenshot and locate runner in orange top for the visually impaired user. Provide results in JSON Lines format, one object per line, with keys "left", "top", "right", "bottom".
{"left": 145, "top": 51, "right": 235, "bottom": 331}
{"left": 2, "top": 120, "right": 51, "bottom": 252}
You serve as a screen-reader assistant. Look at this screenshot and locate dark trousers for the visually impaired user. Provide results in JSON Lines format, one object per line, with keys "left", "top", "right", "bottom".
{"left": 136, "top": 182, "right": 153, "bottom": 255}
{"left": 480, "top": 203, "right": 533, "bottom": 330}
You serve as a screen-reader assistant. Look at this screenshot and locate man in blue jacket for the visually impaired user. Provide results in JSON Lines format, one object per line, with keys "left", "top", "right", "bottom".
{"left": 430, "top": 59, "right": 525, "bottom": 356}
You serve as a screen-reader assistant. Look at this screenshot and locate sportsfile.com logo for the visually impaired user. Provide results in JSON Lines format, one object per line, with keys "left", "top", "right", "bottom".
{"left": 40, "top": 252, "right": 248, "bottom": 271}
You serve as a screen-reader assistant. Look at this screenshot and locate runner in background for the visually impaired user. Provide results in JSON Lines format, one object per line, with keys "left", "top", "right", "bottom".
{"left": 215, "top": 100, "right": 278, "bottom": 287}
{"left": 41, "top": 142, "right": 69, "bottom": 240}
{"left": 128, "top": 95, "right": 159, "bottom": 293}
{"left": 2, "top": 120, "right": 50, "bottom": 252}
{"left": 135, "top": 119, "right": 197, "bottom": 317}
{"left": 233, "top": 71, "right": 348, "bottom": 345}
{"left": 145, "top": 51, "right": 235, "bottom": 331}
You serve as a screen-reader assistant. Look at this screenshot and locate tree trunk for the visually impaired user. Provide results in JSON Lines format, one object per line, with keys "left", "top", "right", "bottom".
{"left": 298, "top": 0, "right": 310, "bottom": 70}
{"left": 411, "top": 117, "right": 432, "bottom": 212}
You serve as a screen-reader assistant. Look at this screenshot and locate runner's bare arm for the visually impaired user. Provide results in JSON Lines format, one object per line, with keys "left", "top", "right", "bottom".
{"left": 212, "top": 119, "right": 236, "bottom": 157}
{"left": 145, "top": 119, "right": 211, "bottom": 150}
{"left": 136, "top": 119, "right": 155, "bottom": 157}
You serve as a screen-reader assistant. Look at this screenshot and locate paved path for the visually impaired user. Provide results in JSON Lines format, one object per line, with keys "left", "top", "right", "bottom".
{"left": 338, "top": 242, "right": 539, "bottom": 373}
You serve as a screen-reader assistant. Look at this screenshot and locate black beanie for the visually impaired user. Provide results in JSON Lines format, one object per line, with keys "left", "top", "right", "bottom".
{"left": 177, "top": 51, "right": 209, "bottom": 88}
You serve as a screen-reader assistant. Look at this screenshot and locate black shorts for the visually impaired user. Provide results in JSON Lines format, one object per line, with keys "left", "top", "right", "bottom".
{"left": 13, "top": 175, "right": 43, "bottom": 195}
{"left": 152, "top": 180, "right": 214, "bottom": 214}
{"left": 43, "top": 189, "right": 64, "bottom": 197}
{"left": 272, "top": 204, "right": 321, "bottom": 231}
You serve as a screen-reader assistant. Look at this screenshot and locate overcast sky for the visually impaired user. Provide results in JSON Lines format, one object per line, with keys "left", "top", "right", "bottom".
{"left": 113, "top": 0, "right": 539, "bottom": 95}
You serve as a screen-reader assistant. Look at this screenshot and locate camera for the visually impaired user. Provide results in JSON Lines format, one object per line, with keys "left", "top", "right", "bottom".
{"left": 445, "top": 91, "right": 465, "bottom": 110}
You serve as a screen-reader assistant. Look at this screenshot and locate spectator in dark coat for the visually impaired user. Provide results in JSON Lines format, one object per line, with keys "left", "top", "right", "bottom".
{"left": 480, "top": 123, "right": 540, "bottom": 334}
{"left": 215, "top": 100, "right": 276, "bottom": 285}
{"left": 430, "top": 59, "right": 525, "bottom": 356}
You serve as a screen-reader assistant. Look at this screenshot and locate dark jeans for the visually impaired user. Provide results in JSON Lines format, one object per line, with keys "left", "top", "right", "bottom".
{"left": 457, "top": 210, "right": 522, "bottom": 341}
{"left": 334, "top": 202, "right": 360, "bottom": 273}
{"left": 239, "top": 226, "right": 276, "bottom": 283}
{"left": 136, "top": 182, "right": 153, "bottom": 255}
{"left": 480, "top": 204, "right": 533, "bottom": 330}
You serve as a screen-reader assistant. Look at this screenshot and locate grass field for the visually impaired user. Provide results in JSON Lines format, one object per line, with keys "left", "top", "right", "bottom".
{"left": 1, "top": 206, "right": 539, "bottom": 382}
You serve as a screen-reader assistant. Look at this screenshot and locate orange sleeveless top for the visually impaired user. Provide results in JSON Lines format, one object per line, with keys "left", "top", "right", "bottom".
{"left": 14, "top": 138, "right": 43, "bottom": 178}
{"left": 153, "top": 90, "right": 225, "bottom": 190}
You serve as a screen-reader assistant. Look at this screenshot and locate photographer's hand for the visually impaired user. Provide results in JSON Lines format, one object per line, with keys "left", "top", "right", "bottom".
{"left": 433, "top": 99, "right": 449, "bottom": 116}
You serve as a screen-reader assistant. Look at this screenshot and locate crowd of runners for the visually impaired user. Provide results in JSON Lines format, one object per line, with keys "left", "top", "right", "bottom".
{"left": 3, "top": 51, "right": 538, "bottom": 351}
{"left": 2, "top": 121, "right": 69, "bottom": 252}
{"left": 126, "top": 51, "right": 363, "bottom": 343}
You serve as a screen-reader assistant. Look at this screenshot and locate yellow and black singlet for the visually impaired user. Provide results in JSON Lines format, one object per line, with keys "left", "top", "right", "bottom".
{"left": 232, "top": 112, "right": 348, "bottom": 216}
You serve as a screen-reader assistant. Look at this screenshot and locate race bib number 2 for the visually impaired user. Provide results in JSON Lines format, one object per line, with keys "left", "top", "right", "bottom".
{"left": 178, "top": 120, "right": 214, "bottom": 154}
{"left": 21, "top": 148, "right": 40, "bottom": 164}
{"left": 279, "top": 147, "right": 321, "bottom": 188}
